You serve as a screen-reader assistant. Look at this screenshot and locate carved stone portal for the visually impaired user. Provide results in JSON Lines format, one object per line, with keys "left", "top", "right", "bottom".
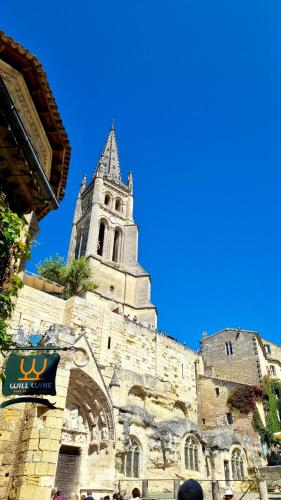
{"left": 61, "top": 368, "right": 114, "bottom": 454}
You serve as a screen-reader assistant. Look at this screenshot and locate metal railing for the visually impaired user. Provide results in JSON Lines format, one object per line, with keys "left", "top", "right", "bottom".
{"left": 116, "top": 477, "right": 274, "bottom": 500}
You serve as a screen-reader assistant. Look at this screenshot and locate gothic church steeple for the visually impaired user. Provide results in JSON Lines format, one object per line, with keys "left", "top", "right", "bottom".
{"left": 95, "top": 122, "right": 121, "bottom": 182}
{"left": 68, "top": 124, "right": 157, "bottom": 328}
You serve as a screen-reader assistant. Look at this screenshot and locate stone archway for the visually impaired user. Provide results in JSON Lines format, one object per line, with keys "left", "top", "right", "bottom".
{"left": 54, "top": 368, "right": 115, "bottom": 498}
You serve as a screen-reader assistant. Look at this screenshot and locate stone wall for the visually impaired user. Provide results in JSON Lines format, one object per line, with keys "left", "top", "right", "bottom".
{"left": 3, "top": 286, "right": 278, "bottom": 499}
{"left": 199, "top": 376, "right": 261, "bottom": 445}
{"left": 202, "top": 329, "right": 261, "bottom": 385}
{"left": 11, "top": 285, "right": 65, "bottom": 332}
{"left": 0, "top": 355, "right": 70, "bottom": 500}
{"left": 261, "top": 339, "right": 281, "bottom": 379}
{"left": 0, "top": 405, "right": 26, "bottom": 499}
{"left": 12, "top": 286, "right": 199, "bottom": 420}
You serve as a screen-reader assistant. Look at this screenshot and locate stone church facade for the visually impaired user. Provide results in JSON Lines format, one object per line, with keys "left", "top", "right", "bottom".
{"left": 1, "top": 126, "right": 281, "bottom": 499}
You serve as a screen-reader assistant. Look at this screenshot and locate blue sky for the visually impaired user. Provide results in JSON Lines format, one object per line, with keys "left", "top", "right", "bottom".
{"left": 2, "top": 1, "right": 281, "bottom": 349}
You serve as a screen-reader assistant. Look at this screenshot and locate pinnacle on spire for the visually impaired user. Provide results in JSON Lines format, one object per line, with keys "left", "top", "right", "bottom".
{"left": 127, "top": 171, "right": 133, "bottom": 193}
{"left": 109, "top": 368, "right": 120, "bottom": 388}
{"left": 95, "top": 124, "right": 121, "bottom": 182}
{"left": 79, "top": 174, "right": 87, "bottom": 193}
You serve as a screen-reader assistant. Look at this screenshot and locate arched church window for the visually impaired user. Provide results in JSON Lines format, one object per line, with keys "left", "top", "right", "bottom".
{"left": 104, "top": 194, "right": 111, "bottom": 206}
{"left": 112, "top": 228, "right": 122, "bottom": 262}
{"left": 231, "top": 448, "right": 244, "bottom": 480}
{"left": 122, "top": 439, "right": 140, "bottom": 478}
{"left": 97, "top": 221, "right": 106, "bottom": 256}
{"left": 184, "top": 436, "right": 199, "bottom": 471}
{"left": 115, "top": 198, "right": 122, "bottom": 212}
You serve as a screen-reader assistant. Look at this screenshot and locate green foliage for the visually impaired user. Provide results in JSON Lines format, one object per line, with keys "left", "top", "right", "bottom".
{"left": 62, "top": 257, "right": 98, "bottom": 299}
{"left": 37, "top": 254, "right": 65, "bottom": 284}
{"left": 227, "top": 385, "right": 264, "bottom": 414}
{"left": 37, "top": 255, "right": 98, "bottom": 299}
{"left": 227, "top": 377, "right": 281, "bottom": 446}
{"left": 252, "top": 376, "right": 281, "bottom": 445}
{"left": 263, "top": 376, "right": 281, "bottom": 437}
{"left": 253, "top": 408, "right": 269, "bottom": 444}
{"left": 0, "top": 194, "right": 30, "bottom": 353}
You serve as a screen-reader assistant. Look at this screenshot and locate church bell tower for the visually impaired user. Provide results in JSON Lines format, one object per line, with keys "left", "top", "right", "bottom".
{"left": 68, "top": 124, "right": 157, "bottom": 327}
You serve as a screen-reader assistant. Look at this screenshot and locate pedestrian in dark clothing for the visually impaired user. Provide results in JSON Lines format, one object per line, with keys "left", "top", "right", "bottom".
{"left": 178, "top": 480, "right": 204, "bottom": 500}
{"left": 131, "top": 488, "right": 141, "bottom": 499}
{"left": 85, "top": 492, "right": 94, "bottom": 500}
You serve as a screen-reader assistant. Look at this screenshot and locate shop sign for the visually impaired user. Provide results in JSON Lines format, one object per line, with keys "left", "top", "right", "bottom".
{"left": 2, "top": 353, "right": 60, "bottom": 396}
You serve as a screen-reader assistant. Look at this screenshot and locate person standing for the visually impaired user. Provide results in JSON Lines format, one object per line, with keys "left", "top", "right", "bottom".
{"left": 223, "top": 489, "right": 234, "bottom": 500}
{"left": 85, "top": 492, "right": 94, "bottom": 500}
{"left": 131, "top": 488, "right": 141, "bottom": 499}
{"left": 177, "top": 480, "right": 204, "bottom": 500}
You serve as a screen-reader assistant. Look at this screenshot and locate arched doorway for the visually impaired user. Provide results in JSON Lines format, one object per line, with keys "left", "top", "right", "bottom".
{"left": 54, "top": 369, "right": 115, "bottom": 498}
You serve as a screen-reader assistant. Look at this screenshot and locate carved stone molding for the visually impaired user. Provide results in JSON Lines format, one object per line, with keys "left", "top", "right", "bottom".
{"left": 61, "top": 369, "right": 115, "bottom": 454}
{"left": 72, "top": 348, "right": 89, "bottom": 368}
{"left": 0, "top": 58, "right": 52, "bottom": 177}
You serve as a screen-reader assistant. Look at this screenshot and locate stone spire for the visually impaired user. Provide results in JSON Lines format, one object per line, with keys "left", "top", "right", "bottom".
{"left": 95, "top": 122, "right": 121, "bottom": 182}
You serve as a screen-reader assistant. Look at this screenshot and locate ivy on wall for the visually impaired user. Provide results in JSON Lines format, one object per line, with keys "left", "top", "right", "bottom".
{"left": 252, "top": 378, "right": 280, "bottom": 445}
{"left": 262, "top": 376, "right": 281, "bottom": 442}
{"left": 227, "top": 377, "right": 281, "bottom": 445}
{"left": 0, "top": 194, "right": 30, "bottom": 354}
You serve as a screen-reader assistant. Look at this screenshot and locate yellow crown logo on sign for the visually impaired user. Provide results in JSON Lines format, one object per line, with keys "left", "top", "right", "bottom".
{"left": 18, "top": 358, "right": 48, "bottom": 381}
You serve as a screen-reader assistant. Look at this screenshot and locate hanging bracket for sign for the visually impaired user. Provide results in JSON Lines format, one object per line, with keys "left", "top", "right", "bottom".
{"left": 5, "top": 346, "right": 73, "bottom": 351}
{"left": 1, "top": 396, "right": 57, "bottom": 409}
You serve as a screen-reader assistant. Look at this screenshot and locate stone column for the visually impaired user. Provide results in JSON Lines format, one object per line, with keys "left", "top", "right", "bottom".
{"left": 126, "top": 194, "right": 134, "bottom": 222}
{"left": 86, "top": 177, "right": 103, "bottom": 256}
{"left": 257, "top": 478, "right": 268, "bottom": 500}
{"left": 174, "top": 479, "right": 181, "bottom": 499}
{"left": 108, "top": 226, "right": 115, "bottom": 262}
{"left": 142, "top": 479, "right": 148, "bottom": 497}
{"left": 105, "top": 224, "right": 113, "bottom": 260}
{"left": 211, "top": 480, "right": 220, "bottom": 500}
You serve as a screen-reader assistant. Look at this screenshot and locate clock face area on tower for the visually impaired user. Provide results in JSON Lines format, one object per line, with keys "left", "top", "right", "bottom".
{"left": 67, "top": 125, "right": 157, "bottom": 329}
